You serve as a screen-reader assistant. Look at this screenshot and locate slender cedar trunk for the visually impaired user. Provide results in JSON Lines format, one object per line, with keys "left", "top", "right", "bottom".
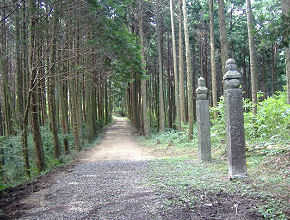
{"left": 15, "top": 0, "right": 23, "bottom": 129}
{"left": 38, "top": 45, "right": 46, "bottom": 126}
{"left": 76, "top": 20, "right": 83, "bottom": 142}
{"left": 217, "top": 0, "right": 229, "bottom": 76}
{"left": 182, "top": 0, "right": 194, "bottom": 140}
{"left": 93, "top": 80, "right": 98, "bottom": 129}
{"left": 281, "top": 0, "right": 290, "bottom": 104}
{"left": 21, "top": 0, "right": 30, "bottom": 177}
{"left": 230, "top": 7, "right": 234, "bottom": 58}
{"left": 148, "top": 74, "right": 153, "bottom": 127}
{"left": 60, "top": 25, "right": 70, "bottom": 153}
{"left": 170, "top": 0, "right": 181, "bottom": 130}
{"left": 1, "top": 1, "right": 12, "bottom": 137}
{"left": 157, "top": 0, "right": 165, "bottom": 132}
{"left": 155, "top": 61, "right": 160, "bottom": 130}
{"left": 167, "top": 35, "right": 173, "bottom": 128}
{"left": 246, "top": 0, "right": 258, "bottom": 115}
{"left": 70, "top": 77, "right": 81, "bottom": 151}
{"left": 132, "top": 73, "right": 140, "bottom": 130}
{"left": 192, "top": 48, "right": 197, "bottom": 122}
{"left": 0, "top": 102, "right": 4, "bottom": 180}
{"left": 48, "top": 4, "right": 61, "bottom": 158}
{"left": 14, "top": 0, "right": 30, "bottom": 176}
{"left": 29, "top": 0, "right": 46, "bottom": 172}
{"left": 0, "top": 102, "right": 3, "bottom": 135}
{"left": 105, "top": 80, "right": 109, "bottom": 124}
{"left": 262, "top": 51, "right": 266, "bottom": 98}
{"left": 108, "top": 82, "right": 111, "bottom": 122}
{"left": 205, "top": 32, "right": 209, "bottom": 88}
{"left": 274, "top": 45, "right": 278, "bottom": 91}
{"left": 68, "top": 4, "right": 81, "bottom": 151}
{"left": 98, "top": 76, "right": 104, "bottom": 124}
{"left": 209, "top": 0, "right": 218, "bottom": 118}
{"left": 139, "top": 0, "right": 150, "bottom": 136}
{"left": 178, "top": 0, "right": 186, "bottom": 124}
{"left": 138, "top": 80, "right": 143, "bottom": 131}
{"left": 243, "top": 46, "right": 248, "bottom": 98}
{"left": 127, "top": 84, "right": 131, "bottom": 121}
{"left": 271, "top": 45, "right": 275, "bottom": 95}
{"left": 86, "top": 45, "right": 95, "bottom": 141}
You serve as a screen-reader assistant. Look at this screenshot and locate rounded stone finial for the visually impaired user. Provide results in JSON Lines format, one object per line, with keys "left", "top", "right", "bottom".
{"left": 225, "top": 59, "right": 237, "bottom": 71}
{"left": 198, "top": 77, "right": 206, "bottom": 87}
{"left": 196, "top": 77, "right": 208, "bottom": 100}
{"left": 223, "top": 58, "right": 241, "bottom": 89}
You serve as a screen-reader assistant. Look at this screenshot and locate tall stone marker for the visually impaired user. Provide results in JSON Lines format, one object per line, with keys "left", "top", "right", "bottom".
{"left": 223, "top": 59, "right": 247, "bottom": 178}
{"left": 196, "top": 77, "right": 211, "bottom": 161}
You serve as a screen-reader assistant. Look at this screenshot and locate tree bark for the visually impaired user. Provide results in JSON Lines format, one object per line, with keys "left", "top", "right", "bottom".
{"left": 170, "top": 0, "right": 181, "bottom": 130}
{"left": 182, "top": 0, "right": 194, "bottom": 140}
{"left": 0, "top": 1, "right": 13, "bottom": 137}
{"left": 281, "top": 0, "right": 290, "bottom": 104}
{"left": 48, "top": 3, "right": 61, "bottom": 158}
{"left": 157, "top": 0, "right": 165, "bottom": 132}
{"left": 139, "top": 0, "right": 150, "bottom": 136}
{"left": 246, "top": 0, "right": 258, "bottom": 115}
{"left": 178, "top": 0, "right": 186, "bottom": 124}
{"left": 217, "top": 0, "right": 229, "bottom": 76}
{"left": 29, "top": 0, "right": 46, "bottom": 172}
{"left": 209, "top": 0, "right": 218, "bottom": 119}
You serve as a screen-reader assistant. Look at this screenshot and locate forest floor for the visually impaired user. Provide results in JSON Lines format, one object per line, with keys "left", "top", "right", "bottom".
{"left": 0, "top": 117, "right": 279, "bottom": 219}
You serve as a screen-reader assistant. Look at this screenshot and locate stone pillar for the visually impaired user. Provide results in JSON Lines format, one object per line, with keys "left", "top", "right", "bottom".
{"left": 223, "top": 59, "right": 247, "bottom": 178}
{"left": 196, "top": 77, "right": 211, "bottom": 161}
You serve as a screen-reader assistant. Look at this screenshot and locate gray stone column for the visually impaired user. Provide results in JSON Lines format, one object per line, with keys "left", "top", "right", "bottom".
{"left": 223, "top": 59, "right": 247, "bottom": 178}
{"left": 196, "top": 77, "right": 211, "bottom": 161}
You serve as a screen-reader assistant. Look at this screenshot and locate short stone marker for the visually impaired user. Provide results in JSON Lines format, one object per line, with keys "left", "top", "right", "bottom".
{"left": 196, "top": 77, "right": 211, "bottom": 161}
{"left": 223, "top": 59, "right": 247, "bottom": 178}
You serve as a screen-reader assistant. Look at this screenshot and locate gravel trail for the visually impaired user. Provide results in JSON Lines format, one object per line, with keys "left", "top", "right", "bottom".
{"left": 16, "top": 117, "right": 167, "bottom": 220}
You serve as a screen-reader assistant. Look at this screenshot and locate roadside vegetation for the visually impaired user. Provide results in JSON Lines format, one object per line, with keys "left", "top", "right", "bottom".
{"left": 137, "top": 90, "right": 290, "bottom": 219}
{"left": 0, "top": 122, "right": 105, "bottom": 191}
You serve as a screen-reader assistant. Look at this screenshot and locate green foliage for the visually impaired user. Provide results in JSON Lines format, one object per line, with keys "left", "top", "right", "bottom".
{"left": 141, "top": 90, "right": 289, "bottom": 219}
{"left": 0, "top": 123, "right": 102, "bottom": 190}
{"left": 210, "top": 89, "right": 290, "bottom": 147}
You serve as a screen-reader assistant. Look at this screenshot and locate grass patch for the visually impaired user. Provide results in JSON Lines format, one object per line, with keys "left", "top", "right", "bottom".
{"left": 136, "top": 125, "right": 289, "bottom": 219}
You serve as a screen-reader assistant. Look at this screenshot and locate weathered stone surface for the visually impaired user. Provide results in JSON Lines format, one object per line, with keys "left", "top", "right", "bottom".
{"left": 224, "top": 59, "right": 247, "bottom": 177}
{"left": 196, "top": 77, "right": 211, "bottom": 161}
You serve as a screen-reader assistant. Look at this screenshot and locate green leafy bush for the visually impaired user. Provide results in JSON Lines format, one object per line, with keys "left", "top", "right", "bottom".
{"left": 0, "top": 123, "right": 102, "bottom": 190}
{"left": 210, "top": 89, "right": 290, "bottom": 146}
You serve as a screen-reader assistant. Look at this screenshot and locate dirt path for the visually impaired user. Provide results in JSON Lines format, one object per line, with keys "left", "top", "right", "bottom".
{"left": 82, "top": 117, "right": 154, "bottom": 162}
{"left": 0, "top": 117, "right": 268, "bottom": 219}
{"left": 5, "top": 117, "right": 173, "bottom": 220}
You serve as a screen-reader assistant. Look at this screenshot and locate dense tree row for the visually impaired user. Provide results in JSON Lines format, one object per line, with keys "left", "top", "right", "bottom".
{"left": 0, "top": 0, "right": 140, "bottom": 182}
{"left": 0, "top": 0, "right": 288, "bottom": 185}
{"left": 124, "top": 0, "right": 289, "bottom": 139}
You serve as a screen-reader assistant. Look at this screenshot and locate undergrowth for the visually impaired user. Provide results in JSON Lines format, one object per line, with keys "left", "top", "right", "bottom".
{"left": 0, "top": 122, "right": 104, "bottom": 191}
{"left": 138, "top": 89, "right": 289, "bottom": 219}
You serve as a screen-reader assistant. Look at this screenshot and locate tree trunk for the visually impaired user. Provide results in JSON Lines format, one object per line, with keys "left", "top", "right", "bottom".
{"left": 167, "top": 35, "right": 173, "bottom": 129}
{"left": 29, "top": 0, "right": 46, "bottom": 172}
{"left": 170, "top": 0, "right": 181, "bottom": 130}
{"left": 217, "top": 0, "right": 229, "bottom": 76}
{"left": 48, "top": 3, "right": 61, "bottom": 158}
{"left": 182, "top": 0, "right": 194, "bottom": 140}
{"left": 209, "top": 0, "right": 218, "bottom": 119}
{"left": 157, "top": 0, "right": 165, "bottom": 132}
{"left": 246, "top": 0, "right": 258, "bottom": 115}
{"left": 0, "top": 1, "right": 12, "bottom": 137}
{"left": 178, "top": 0, "right": 186, "bottom": 124}
{"left": 139, "top": 0, "right": 150, "bottom": 136}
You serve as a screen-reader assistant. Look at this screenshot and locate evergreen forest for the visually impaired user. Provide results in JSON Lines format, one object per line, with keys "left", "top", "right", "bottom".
{"left": 0, "top": 0, "right": 289, "bottom": 219}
